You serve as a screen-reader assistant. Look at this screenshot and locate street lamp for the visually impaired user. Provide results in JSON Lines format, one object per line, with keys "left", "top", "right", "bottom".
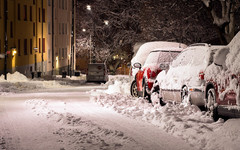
{"left": 104, "top": 20, "right": 109, "bottom": 26}
{"left": 86, "top": 5, "right": 91, "bottom": 11}
{"left": 86, "top": 5, "right": 95, "bottom": 63}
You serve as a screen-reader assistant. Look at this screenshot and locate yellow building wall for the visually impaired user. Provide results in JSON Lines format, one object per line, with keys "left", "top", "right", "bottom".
{"left": 0, "top": 0, "right": 48, "bottom": 75}
{"left": 0, "top": 0, "right": 4, "bottom": 71}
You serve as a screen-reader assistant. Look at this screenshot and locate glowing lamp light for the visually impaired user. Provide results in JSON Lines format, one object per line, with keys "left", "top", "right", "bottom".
{"left": 11, "top": 47, "right": 17, "bottom": 56}
{"left": 12, "top": 50, "right": 17, "bottom": 56}
{"left": 104, "top": 20, "right": 109, "bottom": 25}
{"left": 82, "top": 28, "right": 86, "bottom": 32}
{"left": 86, "top": 5, "right": 91, "bottom": 11}
{"left": 33, "top": 47, "right": 38, "bottom": 52}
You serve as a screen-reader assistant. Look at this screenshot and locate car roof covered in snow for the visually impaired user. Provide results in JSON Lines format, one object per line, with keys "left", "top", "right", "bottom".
{"left": 131, "top": 41, "right": 187, "bottom": 66}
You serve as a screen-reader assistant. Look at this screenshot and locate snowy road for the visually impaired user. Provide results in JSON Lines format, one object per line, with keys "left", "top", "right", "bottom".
{"left": 0, "top": 85, "right": 191, "bottom": 150}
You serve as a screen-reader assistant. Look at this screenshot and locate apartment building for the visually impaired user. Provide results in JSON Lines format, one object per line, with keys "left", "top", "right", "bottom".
{"left": 48, "top": 0, "right": 76, "bottom": 75}
{"left": 0, "top": 0, "right": 75, "bottom": 78}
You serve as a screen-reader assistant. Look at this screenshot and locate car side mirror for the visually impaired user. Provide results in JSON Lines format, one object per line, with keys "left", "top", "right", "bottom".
{"left": 159, "top": 63, "right": 169, "bottom": 70}
{"left": 214, "top": 47, "right": 229, "bottom": 68}
{"left": 133, "top": 62, "right": 142, "bottom": 69}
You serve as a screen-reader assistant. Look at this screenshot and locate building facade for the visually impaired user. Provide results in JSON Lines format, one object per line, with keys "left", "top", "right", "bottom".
{"left": 0, "top": 0, "right": 75, "bottom": 78}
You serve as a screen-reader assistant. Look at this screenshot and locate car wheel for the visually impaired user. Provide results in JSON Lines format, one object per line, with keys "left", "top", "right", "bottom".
{"left": 130, "top": 80, "right": 138, "bottom": 97}
{"left": 206, "top": 88, "right": 218, "bottom": 121}
{"left": 143, "top": 81, "right": 151, "bottom": 103}
{"left": 181, "top": 86, "right": 188, "bottom": 102}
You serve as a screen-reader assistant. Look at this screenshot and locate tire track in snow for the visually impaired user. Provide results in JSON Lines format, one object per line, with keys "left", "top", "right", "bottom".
{"left": 25, "top": 99, "right": 141, "bottom": 150}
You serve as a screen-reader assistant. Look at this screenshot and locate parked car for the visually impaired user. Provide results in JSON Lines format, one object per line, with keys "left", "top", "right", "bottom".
{"left": 130, "top": 42, "right": 187, "bottom": 98}
{"left": 131, "top": 47, "right": 184, "bottom": 100}
{"left": 205, "top": 32, "right": 240, "bottom": 120}
{"left": 152, "top": 43, "right": 227, "bottom": 107}
{"left": 86, "top": 63, "right": 108, "bottom": 83}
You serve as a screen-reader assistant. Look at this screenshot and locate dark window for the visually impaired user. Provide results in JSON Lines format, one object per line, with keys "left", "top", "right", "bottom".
{"left": 18, "top": 4, "right": 21, "bottom": 20}
{"left": 24, "top": 5, "right": 27, "bottom": 21}
{"left": 42, "top": 9, "right": 45, "bottom": 22}
{"left": 59, "top": 0, "right": 61, "bottom": 9}
{"left": 59, "top": 23, "right": 61, "bottom": 34}
{"left": 62, "top": 48, "right": 64, "bottom": 58}
{"left": 0, "top": 1, "right": 2, "bottom": 18}
{"left": 48, "top": 0, "right": 51, "bottom": 6}
{"left": 30, "top": 39, "right": 33, "bottom": 54}
{"left": 65, "top": 0, "right": 67, "bottom": 10}
{"left": 62, "top": 23, "right": 64, "bottom": 34}
{"left": 18, "top": 39, "right": 21, "bottom": 56}
{"left": 30, "top": 6, "right": 32, "bottom": 21}
{"left": 39, "top": 8, "right": 41, "bottom": 22}
{"left": 24, "top": 39, "right": 27, "bottom": 55}
{"left": 0, "top": 40, "right": 1, "bottom": 53}
{"left": 39, "top": 38, "right": 41, "bottom": 53}
{"left": 62, "top": 0, "right": 64, "bottom": 9}
{"left": 43, "top": 38, "right": 45, "bottom": 53}
{"left": 10, "top": 22, "right": 13, "bottom": 38}
{"left": 33, "top": 0, "right": 35, "bottom": 5}
{"left": 33, "top": 22, "right": 35, "bottom": 36}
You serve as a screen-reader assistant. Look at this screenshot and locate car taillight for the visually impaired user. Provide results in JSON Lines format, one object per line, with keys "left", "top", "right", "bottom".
{"left": 199, "top": 71, "right": 204, "bottom": 80}
{"left": 151, "top": 71, "right": 157, "bottom": 78}
{"left": 147, "top": 68, "right": 151, "bottom": 79}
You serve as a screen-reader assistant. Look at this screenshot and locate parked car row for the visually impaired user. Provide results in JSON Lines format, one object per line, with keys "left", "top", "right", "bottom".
{"left": 130, "top": 32, "right": 240, "bottom": 120}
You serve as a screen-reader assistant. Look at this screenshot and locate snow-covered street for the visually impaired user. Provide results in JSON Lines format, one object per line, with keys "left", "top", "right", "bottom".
{"left": 0, "top": 85, "right": 191, "bottom": 150}
{"left": 0, "top": 73, "right": 240, "bottom": 150}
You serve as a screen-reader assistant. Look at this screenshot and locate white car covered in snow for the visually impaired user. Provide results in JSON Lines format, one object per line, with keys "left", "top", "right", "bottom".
{"left": 152, "top": 43, "right": 227, "bottom": 107}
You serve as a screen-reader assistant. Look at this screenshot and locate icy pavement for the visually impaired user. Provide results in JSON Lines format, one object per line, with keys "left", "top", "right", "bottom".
{"left": 1, "top": 72, "right": 240, "bottom": 150}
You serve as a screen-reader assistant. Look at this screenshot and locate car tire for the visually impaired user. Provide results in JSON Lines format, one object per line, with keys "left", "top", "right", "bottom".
{"left": 130, "top": 80, "right": 138, "bottom": 97}
{"left": 206, "top": 88, "right": 218, "bottom": 121}
{"left": 143, "top": 80, "right": 151, "bottom": 103}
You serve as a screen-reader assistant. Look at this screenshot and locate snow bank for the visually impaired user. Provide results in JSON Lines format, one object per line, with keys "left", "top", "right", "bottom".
{"left": 90, "top": 90, "right": 226, "bottom": 150}
{"left": 0, "top": 72, "right": 86, "bottom": 94}
{"left": 104, "top": 75, "right": 131, "bottom": 95}
{"left": 90, "top": 76, "right": 240, "bottom": 150}
{"left": 0, "top": 71, "right": 28, "bottom": 82}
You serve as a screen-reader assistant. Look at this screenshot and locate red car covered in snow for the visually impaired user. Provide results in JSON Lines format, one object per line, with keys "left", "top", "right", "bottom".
{"left": 205, "top": 32, "right": 240, "bottom": 120}
{"left": 131, "top": 47, "right": 184, "bottom": 100}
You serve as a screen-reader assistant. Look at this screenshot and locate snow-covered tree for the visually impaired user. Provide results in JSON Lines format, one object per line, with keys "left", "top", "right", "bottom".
{"left": 202, "top": 0, "right": 240, "bottom": 44}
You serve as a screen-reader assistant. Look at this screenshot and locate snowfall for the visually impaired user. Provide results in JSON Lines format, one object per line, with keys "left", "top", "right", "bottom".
{"left": 0, "top": 72, "right": 240, "bottom": 150}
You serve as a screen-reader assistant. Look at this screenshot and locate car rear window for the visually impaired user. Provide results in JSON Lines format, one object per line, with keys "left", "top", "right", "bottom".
{"left": 172, "top": 47, "right": 209, "bottom": 67}
{"left": 144, "top": 50, "right": 180, "bottom": 66}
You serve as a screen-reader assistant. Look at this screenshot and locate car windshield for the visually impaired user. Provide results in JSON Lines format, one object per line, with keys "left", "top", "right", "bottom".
{"left": 144, "top": 50, "right": 180, "bottom": 66}
{"left": 171, "top": 47, "right": 209, "bottom": 67}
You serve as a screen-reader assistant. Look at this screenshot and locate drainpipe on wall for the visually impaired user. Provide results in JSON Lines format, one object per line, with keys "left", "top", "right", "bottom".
{"left": 52, "top": 0, "right": 54, "bottom": 76}
{"left": 41, "top": 0, "right": 44, "bottom": 74}
{"left": 4, "top": 0, "right": 8, "bottom": 80}
{"left": 70, "top": 0, "right": 75, "bottom": 77}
